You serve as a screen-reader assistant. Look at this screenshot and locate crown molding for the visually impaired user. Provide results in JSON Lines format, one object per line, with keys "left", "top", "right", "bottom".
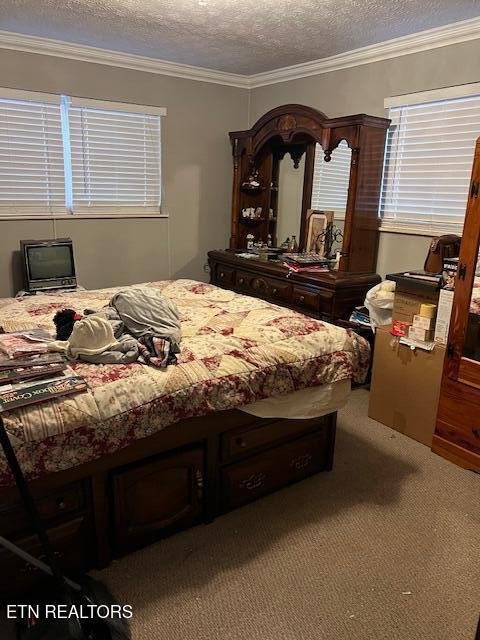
{"left": 0, "top": 30, "right": 250, "bottom": 88}
{"left": 249, "top": 16, "right": 480, "bottom": 87}
{"left": 0, "top": 17, "right": 479, "bottom": 90}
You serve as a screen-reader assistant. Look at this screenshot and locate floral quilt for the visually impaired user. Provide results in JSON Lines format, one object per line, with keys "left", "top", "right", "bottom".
{"left": 0, "top": 280, "right": 369, "bottom": 485}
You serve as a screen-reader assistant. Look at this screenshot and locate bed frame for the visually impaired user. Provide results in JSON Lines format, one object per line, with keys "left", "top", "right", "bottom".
{"left": 0, "top": 408, "right": 336, "bottom": 598}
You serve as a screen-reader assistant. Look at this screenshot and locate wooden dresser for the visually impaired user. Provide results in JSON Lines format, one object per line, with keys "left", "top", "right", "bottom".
{"left": 433, "top": 138, "right": 480, "bottom": 472}
{"left": 209, "top": 249, "right": 379, "bottom": 321}
{"left": 212, "top": 103, "right": 389, "bottom": 320}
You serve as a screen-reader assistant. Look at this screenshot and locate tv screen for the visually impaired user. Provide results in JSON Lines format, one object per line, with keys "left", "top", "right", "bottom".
{"left": 27, "top": 244, "right": 74, "bottom": 281}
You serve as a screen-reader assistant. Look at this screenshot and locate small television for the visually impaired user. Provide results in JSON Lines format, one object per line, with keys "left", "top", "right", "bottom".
{"left": 20, "top": 238, "right": 77, "bottom": 292}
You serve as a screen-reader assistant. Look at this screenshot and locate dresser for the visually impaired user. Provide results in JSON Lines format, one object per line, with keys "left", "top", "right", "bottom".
{"left": 209, "top": 249, "right": 380, "bottom": 321}
{"left": 212, "top": 103, "right": 389, "bottom": 320}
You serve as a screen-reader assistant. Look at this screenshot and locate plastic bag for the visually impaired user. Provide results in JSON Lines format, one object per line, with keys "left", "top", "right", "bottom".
{"left": 364, "top": 281, "right": 396, "bottom": 330}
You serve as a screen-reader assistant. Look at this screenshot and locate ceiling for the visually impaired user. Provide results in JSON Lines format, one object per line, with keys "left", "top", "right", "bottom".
{"left": 0, "top": 0, "right": 479, "bottom": 75}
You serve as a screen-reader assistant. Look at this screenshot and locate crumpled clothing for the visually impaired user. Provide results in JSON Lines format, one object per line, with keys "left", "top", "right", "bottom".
{"left": 82, "top": 286, "right": 182, "bottom": 368}
{"left": 138, "top": 335, "right": 180, "bottom": 368}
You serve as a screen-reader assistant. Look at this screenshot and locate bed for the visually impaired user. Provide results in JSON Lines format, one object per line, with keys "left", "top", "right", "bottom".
{"left": 0, "top": 279, "right": 369, "bottom": 595}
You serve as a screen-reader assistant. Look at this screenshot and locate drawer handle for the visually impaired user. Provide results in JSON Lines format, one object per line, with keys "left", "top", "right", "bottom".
{"left": 235, "top": 436, "right": 247, "bottom": 448}
{"left": 290, "top": 453, "right": 313, "bottom": 470}
{"left": 272, "top": 288, "right": 278, "bottom": 295}
{"left": 240, "top": 472, "right": 266, "bottom": 490}
{"left": 239, "top": 277, "right": 245, "bottom": 285}
{"left": 299, "top": 295, "right": 305, "bottom": 303}
{"left": 219, "top": 271, "right": 225, "bottom": 279}
{"left": 57, "top": 498, "right": 66, "bottom": 511}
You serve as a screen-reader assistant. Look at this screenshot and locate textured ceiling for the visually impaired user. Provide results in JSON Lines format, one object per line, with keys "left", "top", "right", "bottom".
{"left": 0, "top": 0, "right": 479, "bottom": 75}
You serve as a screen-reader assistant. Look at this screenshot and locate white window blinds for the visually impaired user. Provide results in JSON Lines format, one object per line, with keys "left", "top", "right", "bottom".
{"left": 380, "top": 89, "right": 480, "bottom": 234}
{"left": 0, "top": 89, "right": 165, "bottom": 218}
{"left": 0, "top": 93, "right": 65, "bottom": 216}
{"left": 311, "top": 140, "right": 352, "bottom": 217}
{"left": 68, "top": 99, "right": 162, "bottom": 214}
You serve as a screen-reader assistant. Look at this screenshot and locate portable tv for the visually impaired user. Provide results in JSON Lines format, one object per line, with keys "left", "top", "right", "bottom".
{"left": 20, "top": 238, "right": 77, "bottom": 292}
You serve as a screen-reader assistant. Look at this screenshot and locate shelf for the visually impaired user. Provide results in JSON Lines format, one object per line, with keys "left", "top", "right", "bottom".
{"left": 239, "top": 217, "right": 264, "bottom": 227}
{"left": 240, "top": 184, "right": 266, "bottom": 193}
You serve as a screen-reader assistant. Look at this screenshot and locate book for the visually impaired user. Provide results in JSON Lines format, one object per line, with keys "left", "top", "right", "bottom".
{"left": 283, "top": 261, "right": 329, "bottom": 274}
{"left": 403, "top": 271, "right": 442, "bottom": 283}
{"left": 282, "top": 253, "right": 329, "bottom": 266}
{"left": 0, "top": 361, "right": 67, "bottom": 385}
{"left": 0, "top": 352, "right": 64, "bottom": 370}
{"left": 0, "top": 374, "right": 87, "bottom": 412}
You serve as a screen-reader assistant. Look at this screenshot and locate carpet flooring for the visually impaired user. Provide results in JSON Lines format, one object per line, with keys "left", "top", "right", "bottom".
{"left": 2, "top": 388, "right": 479, "bottom": 639}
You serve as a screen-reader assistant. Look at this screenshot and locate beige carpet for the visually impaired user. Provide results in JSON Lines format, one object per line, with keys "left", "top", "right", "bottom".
{"left": 2, "top": 389, "right": 479, "bottom": 639}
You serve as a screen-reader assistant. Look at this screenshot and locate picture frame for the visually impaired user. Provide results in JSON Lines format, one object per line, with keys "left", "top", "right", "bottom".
{"left": 305, "top": 210, "right": 334, "bottom": 255}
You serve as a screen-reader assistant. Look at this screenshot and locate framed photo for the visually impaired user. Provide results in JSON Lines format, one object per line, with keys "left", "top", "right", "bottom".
{"left": 305, "top": 210, "right": 334, "bottom": 255}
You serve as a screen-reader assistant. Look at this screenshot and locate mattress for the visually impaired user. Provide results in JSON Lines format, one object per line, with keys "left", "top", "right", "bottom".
{"left": 241, "top": 379, "right": 351, "bottom": 419}
{"left": 0, "top": 279, "right": 369, "bottom": 484}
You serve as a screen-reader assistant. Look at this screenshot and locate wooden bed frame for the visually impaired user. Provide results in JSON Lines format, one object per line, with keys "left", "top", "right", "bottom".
{"left": 0, "top": 407, "right": 336, "bottom": 598}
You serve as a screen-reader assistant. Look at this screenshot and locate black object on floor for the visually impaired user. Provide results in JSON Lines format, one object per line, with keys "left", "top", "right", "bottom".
{"left": 0, "top": 416, "right": 131, "bottom": 640}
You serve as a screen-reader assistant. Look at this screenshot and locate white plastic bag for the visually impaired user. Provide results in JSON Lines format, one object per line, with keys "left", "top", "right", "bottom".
{"left": 364, "top": 281, "right": 396, "bottom": 329}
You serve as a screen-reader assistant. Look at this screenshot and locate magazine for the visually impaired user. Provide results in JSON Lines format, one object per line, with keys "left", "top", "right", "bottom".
{"left": 0, "top": 373, "right": 87, "bottom": 412}
{"left": 0, "top": 329, "right": 53, "bottom": 359}
{"left": 0, "top": 361, "right": 67, "bottom": 385}
{"left": 0, "top": 352, "right": 64, "bottom": 370}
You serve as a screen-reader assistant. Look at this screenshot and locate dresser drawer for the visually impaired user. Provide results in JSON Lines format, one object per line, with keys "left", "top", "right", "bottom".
{"left": 0, "top": 516, "right": 92, "bottom": 597}
{"left": 292, "top": 285, "right": 321, "bottom": 312}
{"left": 267, "top": 279, "right": 291, "bottom": 303}
{"left": 215, "top": 265, "right": 236, "bottom": 287}
{"left": 221, "top": 430, "right": 329, "bottom": 511}
{"left": 0, "top": 481, "right": 86, "bottom": 538}
{"left": 221, "top": 416, "right": 326, "bottom": 462}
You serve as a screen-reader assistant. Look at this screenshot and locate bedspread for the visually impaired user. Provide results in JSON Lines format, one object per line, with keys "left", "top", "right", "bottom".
{"left": 0, "top": 279, "right": 369, "bottom": 484}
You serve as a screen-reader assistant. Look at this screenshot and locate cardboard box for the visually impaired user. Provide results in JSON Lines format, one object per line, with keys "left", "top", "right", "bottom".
{"left": 409, "top": 326, "right": 433, "bottom": 342}
{"left": 434, "top": 289, "right": 454, "bottom": 345}
{"left": 368, "top": 325, "right": 446, "bottom": 446}
{"left": 412, "top": 314, "right": 435, "bottom": 330}
{"left": 392, "top": 286, "right": 439, "bottom": 324}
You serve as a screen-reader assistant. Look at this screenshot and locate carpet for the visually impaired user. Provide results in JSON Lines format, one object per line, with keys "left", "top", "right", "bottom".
{"left": 2, "top": 388, "right": 479, "bottom": 639}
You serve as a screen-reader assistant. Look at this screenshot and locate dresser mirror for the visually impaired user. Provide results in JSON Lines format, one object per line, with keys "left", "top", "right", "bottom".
{"left": 276, "top": 149, "right": 306, "bottom": 246}
{"left": 311, "top": 140, "right": 352, "bottom": 238}
{"left": 462, "top": 258, "right": 480, "bottom": 362}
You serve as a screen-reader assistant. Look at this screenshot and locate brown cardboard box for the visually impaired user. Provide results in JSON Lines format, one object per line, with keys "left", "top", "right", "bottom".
{"left": 368, "top": 325, "right": 446, "bottom": 446}
{"left": 392, "top": 286, "right": 440, "bottom": 324}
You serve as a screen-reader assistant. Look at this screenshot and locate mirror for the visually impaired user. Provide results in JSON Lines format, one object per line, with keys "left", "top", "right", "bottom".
{"left": 462, "top": 253, "right": 480, "bottom": 361}
{"left": 276, "top": 152, "right": 305, "bottom": 247}
{"left": 309, "top": 140, "right": 352, "bottom": 253}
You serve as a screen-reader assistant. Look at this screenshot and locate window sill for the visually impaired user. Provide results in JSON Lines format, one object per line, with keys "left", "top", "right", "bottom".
{"left": 379, "top": 224, "right": 462, "bottom": 238}
{"left": 0, "top": 213, "right": 169, "bottom": 221}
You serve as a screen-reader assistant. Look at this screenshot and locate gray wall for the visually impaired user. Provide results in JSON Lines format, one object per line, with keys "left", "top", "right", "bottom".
{"left": 250, "top": 39, "right": 480, "bottom": 277}
{"left": 0, "top": 49, "right": 249, "bottom": 296}
{"left": 0, "top": 39, "right": 479, "bottom": 297}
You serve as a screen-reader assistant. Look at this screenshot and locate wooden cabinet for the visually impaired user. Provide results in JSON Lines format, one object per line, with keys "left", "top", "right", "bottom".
{"left": 209, "top": 249, "right": 379, "bottom": 321}
{"left": 112, "top": 447, "right": 204, "bottom": 554}
{"left": 433, "top": 138, "right": 480, "bottom": 472}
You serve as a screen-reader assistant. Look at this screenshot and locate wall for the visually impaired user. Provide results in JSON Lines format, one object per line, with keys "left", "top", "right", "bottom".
{"left": 250, "top": 39, "right": 480, "bottom": 276}
{"left": 0, "top": 49, "right": 249, "bottom": 297}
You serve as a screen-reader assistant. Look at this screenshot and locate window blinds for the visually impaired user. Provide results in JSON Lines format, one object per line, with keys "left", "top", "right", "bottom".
{"left": 0, "top": 95, "right": 65, "bottom": 216}
{"left": 68, "top": 100, "right": 162, "bottom": 214}
{"left": 311, "top": 140, "right": 352, "bottom": 216}
{"left": 380, "top": 93, "right": 480, "bottom": 234}
{"left": 0, "top": 90, "right": 164, "bottom": 217}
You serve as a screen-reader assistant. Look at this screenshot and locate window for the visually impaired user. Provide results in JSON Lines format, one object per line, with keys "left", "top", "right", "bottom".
{"left": 380, "top": 83, "right": 480, "bottom": 234}
{"left": 0, "top": 89, "right": 165, "bottom": 218}
{"left": 311, "top": 140, "right": 352, "bottom": 218}
{"left": 0, "top": 92, "right": 65, "bottom": 216}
